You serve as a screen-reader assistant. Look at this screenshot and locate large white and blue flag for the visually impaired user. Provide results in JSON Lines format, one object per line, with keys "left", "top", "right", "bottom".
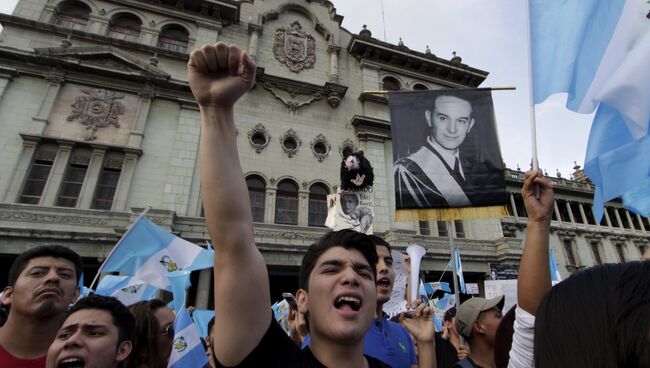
{"left": 99, "top": 216, "right": 214, "bottom": 289}
{"left": 191, "top": 310, "right": 215, "bottom": 338}
{"left": 530, "top": 0, "right": 650, "bottom": 219}
{"left": 168, "top": 306, "right": 208, "bottom": 368}
{"left": 95, "top": 275, "right": 158, "bottom": 306}
{"left": 454, "top": 248, "right": 466, "bottom": 294}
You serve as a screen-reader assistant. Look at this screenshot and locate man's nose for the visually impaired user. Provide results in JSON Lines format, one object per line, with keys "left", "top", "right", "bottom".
{"left": 340, "top": 267, "right": 360, "bottom": 286}
{"left": 447, "top": 121, "right": 457, "bottom": 133}
{"left": 44, "top": 269, "right": 61, "bottom": 284}
{"left": 63, "top": 331, "right": 83, "bottom": 349}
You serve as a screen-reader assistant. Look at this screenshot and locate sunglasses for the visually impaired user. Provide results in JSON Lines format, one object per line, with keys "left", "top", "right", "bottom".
{"left": 161, "top": 324, "right": 174, "bottom": 338}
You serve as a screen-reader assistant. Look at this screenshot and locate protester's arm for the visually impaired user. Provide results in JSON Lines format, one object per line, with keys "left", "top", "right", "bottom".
{"left": 188, "top": 42, "right": 271, "bottom": 365}
{"left": 518, "top": 169, "right": 554, "bottom": 315}
{"left": 400, "top": 300, "right": 437, "bottom": 368}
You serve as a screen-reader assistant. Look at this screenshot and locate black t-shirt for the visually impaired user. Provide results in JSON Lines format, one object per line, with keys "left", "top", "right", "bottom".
{"left": 453, "top": 357, "right": 486, "bottom": 368}
{"left": 435, "top": 332, "right": 461, "bottom": 368}
{"left": 215, "top": 318, "right": 390, "bottom": 367}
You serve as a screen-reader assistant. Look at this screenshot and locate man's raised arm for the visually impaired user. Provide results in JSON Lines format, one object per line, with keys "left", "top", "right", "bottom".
{"left": 188, "top": 42, "right": 271, "bottom": 365}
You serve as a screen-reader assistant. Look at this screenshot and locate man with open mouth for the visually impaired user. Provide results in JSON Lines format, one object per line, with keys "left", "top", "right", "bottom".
{"left": 45, "top": 295, "right": 134, "bottom": 368}
{"left": 188, "top": 42, "right": 391, "bottom": 367}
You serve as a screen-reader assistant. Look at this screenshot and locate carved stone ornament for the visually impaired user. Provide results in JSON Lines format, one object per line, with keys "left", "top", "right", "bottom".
{"left": 247, "top": 124, "right": 270, "bottom": 153}
{"left": 280, "top": 129, "right": 302, "bottom": 158}
{"left": 273, "top": 21, "right": 316, "bottom": 73}
{"left": 67, "top": 88, "right": 125, "bottom": 141}
{"left": 262, "top": 82, "right": 322, "bottom": 112}
{"left": 310, "top": 134, "right": 331, "bottom": 162}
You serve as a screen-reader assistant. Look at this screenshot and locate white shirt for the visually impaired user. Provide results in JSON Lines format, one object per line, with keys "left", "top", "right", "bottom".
{"left": 427, "top": 137, "right": 465, "bottom": 180}
{"left": 507, "top": 306, "right": 536, "bottom": 368}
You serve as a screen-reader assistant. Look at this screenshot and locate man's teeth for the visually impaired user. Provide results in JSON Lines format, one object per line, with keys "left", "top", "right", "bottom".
{"left": 336, "top": 296, "right": 361, "bottom": 309}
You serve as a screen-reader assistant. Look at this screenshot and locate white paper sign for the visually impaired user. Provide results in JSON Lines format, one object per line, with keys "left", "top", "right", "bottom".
{"left": 465, "top": 283, "right": 480, "bottom": 295}
{"left": 382, "top": 250, "right": 408, "bottom": 318}
{"left": 484, "top": 279, "right": 517, "bottom": 312}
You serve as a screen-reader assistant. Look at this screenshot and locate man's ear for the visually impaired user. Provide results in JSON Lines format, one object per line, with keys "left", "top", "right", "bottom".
{"left": 115, "top": 341, "right": 133, "bottom": 363}
{"left": 425, "top": 110, "right": 432, "bottom": 127}
{"left": 1, "top": 286, "right": 13, "bottom": 305}
{"left": 467, "top": 118, "right": 475, "bottom": 133}
{"left": 473, "top": 319, "right": 485, "bottom": 336}
{"left": 295, "top": 289, "right": 309, "bottom": 314}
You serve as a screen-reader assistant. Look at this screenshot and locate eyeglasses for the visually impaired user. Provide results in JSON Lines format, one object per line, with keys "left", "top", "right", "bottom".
{"left": 161, "top": 324, "right": 174, "bottom": 338}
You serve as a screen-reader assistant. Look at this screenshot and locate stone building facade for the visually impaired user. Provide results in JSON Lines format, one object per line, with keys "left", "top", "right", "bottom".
{"left": 0, "top": 0, "right": 648, "bottom": 308}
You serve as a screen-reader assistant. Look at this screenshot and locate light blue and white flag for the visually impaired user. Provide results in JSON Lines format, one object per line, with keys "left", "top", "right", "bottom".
{"left": 168, "top": 270, "right": 191, "bottom": 313}
{"left": 549, "top": 249, "right": 563, "bottom": 283}
{"left": 531, "top": 0, "right": 650, "bottom": 219}
{"left": 99, "top": 216, "right": 214, "bottom": 289}
{"left": 77, "top": 272, "right": 92, "bottom": 300}
{"left": 95, "top": 275, "right": 158, "bottom": 306}
{"left": 454, "top": 248, "right": 466, "bottom": 294}
{"left": 192, "top": 310, "right": 215, "bottom": 338}
{"left": 168, "top": 306, "right": 208, "bottom": 368}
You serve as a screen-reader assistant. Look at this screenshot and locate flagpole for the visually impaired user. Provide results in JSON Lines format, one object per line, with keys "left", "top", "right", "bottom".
{"left": 362, "top": 86, "right": 517, "bottom": 95}
{"left": 447, "top": 220, "right": 465, "bottom": 346}
{"left": 524, "top": 0, "right": 540, "bottom": 171}
{"left": 89, "top": 206, "right": 151, "bottom": 291}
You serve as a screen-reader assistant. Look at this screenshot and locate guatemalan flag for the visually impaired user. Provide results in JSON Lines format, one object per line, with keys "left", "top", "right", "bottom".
{"left": 99, "top": 215, "right": 214, "bottom": 289}
{"left": 168, "top": 306, "right": 209, "bottom": 368}
{"left": 94, "top": 275, "right": 158, "bottom": 306}
{"left": 454, "top": 248, "right": 466, "bottom": 294}
{"left": 530, "top": 0, "right": 650, "bottom": 220}
{"left": 549, "top": 249, "right": 563, "bottom": 284}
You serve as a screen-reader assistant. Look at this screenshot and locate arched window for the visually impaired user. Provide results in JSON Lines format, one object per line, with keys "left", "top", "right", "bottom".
{"left": 54, "top": 1, "right": 91, "bottom": 30}
{"left": 382, "top": 76, "right": 401, "bottom": 91}
{"left": 412, "top": 83, "right": 429, "bottom": 91}
{"left": 246, "top": 175, "right": 266, "bottom": 223}
{"left": 275, "top": 180, "right": 298, "bottom": 225}
{"left": 308, "top": 183, "right": 329, "bottom": 227}
{"left": 158, "top": 25, "right": 189, "bottom": 53}
{"left": 108, "top": 13, "right": 142, "bottom": 42}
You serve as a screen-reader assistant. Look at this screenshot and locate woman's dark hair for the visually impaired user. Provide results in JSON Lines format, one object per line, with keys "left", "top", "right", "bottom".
{"left": 124, "top": 299, "right": 168, "bottom": 368}
{"left": 535, "top": 261, "right": 650, "bottom": 368}
{"left": 494, "top": 305, "right": 516, "bottom": 368}
{"left": 298, "top": 229, "right": 377, "bottom": 291}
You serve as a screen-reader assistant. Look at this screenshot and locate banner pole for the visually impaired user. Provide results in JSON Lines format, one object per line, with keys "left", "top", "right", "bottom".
{"left": 362, "top": 86, "right": 517, "bottom": 95}
{"left": 447, "top": 220, "right": 465, "bottom": 346}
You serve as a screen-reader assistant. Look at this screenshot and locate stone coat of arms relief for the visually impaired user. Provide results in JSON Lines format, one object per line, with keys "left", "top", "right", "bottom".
{"left": 273, "top": 21, "right": 316, "bottom": 73}
{"left": 67, "top": 88, "right": 126, "bottom": 141}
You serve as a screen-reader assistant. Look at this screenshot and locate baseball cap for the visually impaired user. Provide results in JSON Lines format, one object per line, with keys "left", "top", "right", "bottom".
{"left": 455, "top": 295, "right": 505, "bottom": 338}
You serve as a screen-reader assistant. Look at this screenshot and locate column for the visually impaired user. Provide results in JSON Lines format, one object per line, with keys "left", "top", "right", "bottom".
{"left": 77, "top": 147, "right": 107, "bottom": 209}
{"left": 33, "top": 74, "right": 64, "bottom": 131}
{"left": 298, "top": 189, "right": 309, "bottom": 227}
{"left": 248, "top": 24, "right": 263, "bottom": 61}
{"left": 264, "top": 186, "right": 277, "bottom": 224}
{"left": 128, "top": 87, "right": 154, "bottom": 148}
{"left": 637, "top": 214, "right": 646, "bottom": 231}
{"left": 39, "top": 5, "right": 56, "bottom": 23}
{"left": 624, "top": 210, "right": 635, "bottom": 231}
{"left": 565, "top": 201, "right": 575, "bottom": 223}
{"left": 195, "top": 269, "right": 212, "bottom": 310}
{"left": 613, "top": 208, "right": 624, "bottom": 229}
{"left": 578, "top": 203, "right": 588, "bottom": 225}
{"left": 87, "top": 14, "right": 109, "bottom": 35}
{"left": 41, "top": 143, "right": 74, "bottom": 206}
{"left": 327, "top": 45, "right": 341, "bottom": 83}
{"left": 3, "top": 137, "right": 39, "bottom": 202}
{"left": 553, "top": 200, "right": 561, "bottom": 223}
{"left": 111, "top": 151, "right": 139, "bottom": 211}
{"left": 0, "top": 68, "right": 16, "bottom": 103}
{"left": 603, "top": 207, "right": 613, "bottom": 227}
{"left": 140, "top": 26, "right": 159, "bottom": 47}
{"left": 509, "top": 193, "right": 518, "bottom": 219}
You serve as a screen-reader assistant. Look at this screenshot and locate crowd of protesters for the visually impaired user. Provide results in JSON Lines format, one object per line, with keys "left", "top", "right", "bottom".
{"left": 0, "top": 41, "right": 648, "bottom": 368}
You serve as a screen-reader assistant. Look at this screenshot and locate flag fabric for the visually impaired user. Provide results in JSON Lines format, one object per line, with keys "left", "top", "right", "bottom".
{"left": 454, "top": 248, "right": 466, "bottom": 294}
{"left": 95, "top": 275, "right": 158, "bottom": 306}
{"left": 549, "top": 249, "right": 563, "bottom": 283}
{"left": 530, "top": 0, "right": 650, "bottom": 219}
{"left": 99, "top": 216, "right": 214, "bottom": 289}
{"left": 168, "top": 306, "right": 208, "bottom": 368}
{"left": 77, "top": 272, "right": 92, "bottom": 300}
{"left": 168, "top": 270, "right": 191, "bottom": 313}
{"left": 191, "top": 310, "right": 215, "bottom": 338}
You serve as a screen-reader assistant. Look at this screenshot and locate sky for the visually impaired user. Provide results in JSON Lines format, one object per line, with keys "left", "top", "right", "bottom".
{"left": 0, "top": 0, "right": 595, "bottom": 177}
